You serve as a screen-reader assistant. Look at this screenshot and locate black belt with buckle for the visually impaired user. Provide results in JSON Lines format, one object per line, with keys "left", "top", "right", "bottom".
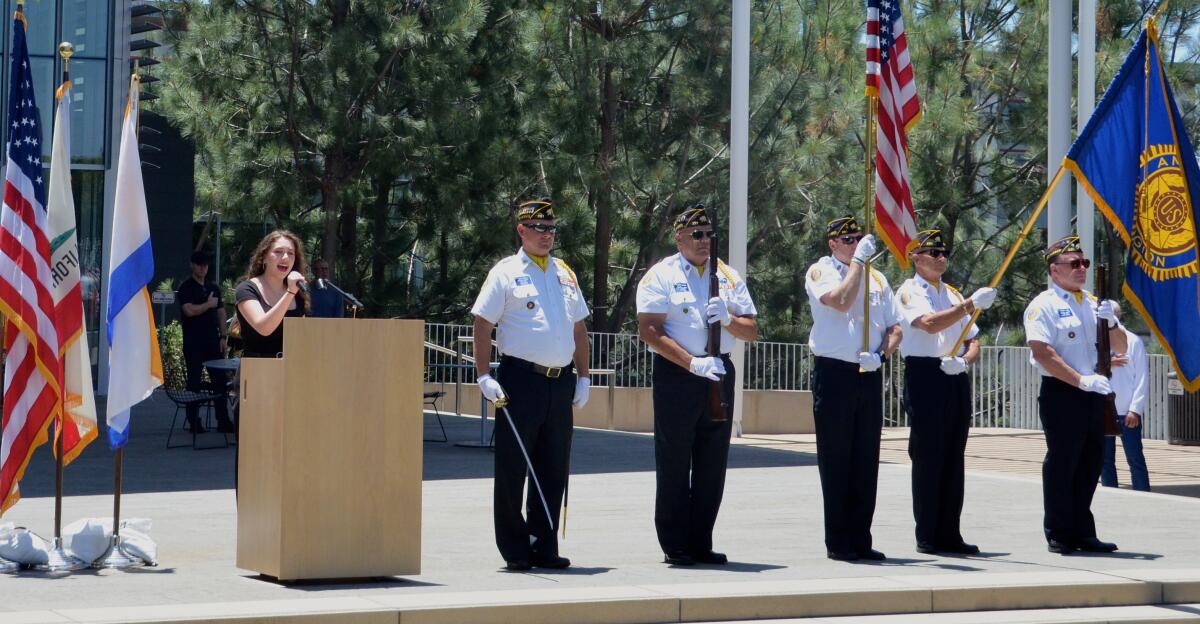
{"left": 501, "top": 355, "right": 574, "bottom": 378}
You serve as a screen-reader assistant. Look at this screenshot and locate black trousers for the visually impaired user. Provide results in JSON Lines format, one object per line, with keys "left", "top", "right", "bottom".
{"left": 903, "top": 357, "right": 971, "bottom": 546}
{"left": 652, "top": 353, "right": 735, "bottom": 556}
{"left": 812, "top": 356, "right": 882, "bottom": 554}
{"left": 1039, "top": 376, "right": 1105, "bottom": 544}
{"left": 184, "top": 349, "right": 231, "bottom": 427}
{"left": 493, "top": 358, "right": 575, "bottom": 562}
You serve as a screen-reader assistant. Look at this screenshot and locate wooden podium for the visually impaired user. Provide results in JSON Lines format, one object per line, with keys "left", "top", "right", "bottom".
{"left": 236, "top": 318, "right": 423, "bottom": 581}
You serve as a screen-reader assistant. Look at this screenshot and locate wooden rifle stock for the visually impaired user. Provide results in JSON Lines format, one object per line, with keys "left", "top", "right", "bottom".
{"left": 1095, "top": 265, "right": 1121, "bottom": 437}
{"left": 707, "top": 212, "right": 730, "bottom": 422}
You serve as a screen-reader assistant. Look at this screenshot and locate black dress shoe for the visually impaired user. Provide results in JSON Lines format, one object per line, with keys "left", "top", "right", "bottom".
{"left": 915, "top": 541, "right": 939, "bottom": 555}
{"left": 216, "top": 419, "right": 236, "bottom": 433}
{"left": 531, "top": 554, "right": 571, "bottom": 569}
{"left": 664, "top": 552, "right": 695, "bottom": 566}
{"left": 691, "top": 550, "right": 728, "bottom": 565}
{"left": 1047, "top": 539, "right": 1075, "bottom": 554}
{"left": 504, "top": 559, "right": 532, "bottom": 571}
{"left": 939, "top": 541, "right": 980, "bottom": 555}
{"left": 857, "top": 548, "right": 887, "bottom": 561}
{"left": 1076, "top": 538, "right": 1118, "bottom": 553}
{"left": 826, "top": 550, "right": 859, "bottom": 561}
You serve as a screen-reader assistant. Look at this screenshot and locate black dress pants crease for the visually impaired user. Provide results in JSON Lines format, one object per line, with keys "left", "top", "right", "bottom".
{"left": 494, "top": 360, "right": 574, "bottom": 563}
{"left": 1039, "top": 376, "right": 1105, "bottom": 545}
{"left": 652, "top": 353, "right": 735, "bottom": 556}
{"left": 812, "top": 356, "right": 882, "bottom": 554}
{"left": 184, "top": 348, "right": 231, "bottom": 428}
{"left": 903, "top": 356, "right": 971, "bottom": 547}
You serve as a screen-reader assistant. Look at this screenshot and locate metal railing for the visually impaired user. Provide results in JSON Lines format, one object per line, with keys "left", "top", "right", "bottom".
{"left": 424, "top": 323, "right": 1177, "bottom": 440}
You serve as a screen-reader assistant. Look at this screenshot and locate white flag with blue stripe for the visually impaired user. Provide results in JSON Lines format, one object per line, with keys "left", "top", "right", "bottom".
{"left": 104, "top": 74, "right": 161, "bottom": 448}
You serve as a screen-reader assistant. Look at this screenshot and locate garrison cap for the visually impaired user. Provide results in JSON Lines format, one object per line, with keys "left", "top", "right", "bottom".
{"left": 907, "top": 229, "right": 946, "bottom": 254}
{"left": 826, "top": 214, "right": 862, "bottom": 238}
{"left": 516, "top": 197, "right": 555, "bottom": 221}
{"left": 673, "top": 203, "right": 711, "bottom": 232}
{"left": 1045, "top": 234, "right": 1083, "bottom": 263}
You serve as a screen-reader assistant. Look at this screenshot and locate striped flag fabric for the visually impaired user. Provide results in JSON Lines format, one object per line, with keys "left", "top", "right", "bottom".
{"left": 0, "top": 9, "right": 61, "bottom": 514}
{"left": 48, "top": 70, "right": 97, "bottom": 464}
{"left": 866, "top": 0, "right": 921, "bottom": 267}
{"left": 104, "top": 73, "right": 161, "bottom": 449}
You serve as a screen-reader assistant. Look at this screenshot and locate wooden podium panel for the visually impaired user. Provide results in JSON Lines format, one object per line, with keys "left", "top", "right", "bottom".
{"left": 237, "top": 318, "right": 424, "bottom": 581}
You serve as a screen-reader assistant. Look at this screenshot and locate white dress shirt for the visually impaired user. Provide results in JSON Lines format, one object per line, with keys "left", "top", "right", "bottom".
{"left": 1023, "top": 283, "right": 1100, "bottom": 377}
{"left": 471, "top": 248, "right": 589, "bottom": 367}
{"left": 1112, "top": 328, "right": 1148, "bottom": 417}
{"left": 636, "top": 253, "right": 757, "bottom": 356}
{"left": 896, "top": 274, "right": 979, "bottom": 358}
{"left": 805, "top": 255, "right": 902, "bottom": 364}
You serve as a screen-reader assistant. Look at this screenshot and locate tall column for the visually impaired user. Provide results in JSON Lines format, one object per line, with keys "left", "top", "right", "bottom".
{"left": 1078, "top": 0, "right": 1097, "bottom": 288}
{"left": 1047, "top": 0, "right": 1073, "bottom": 245}
{"left": 729, "top": 0, "right": 750, "bottom": 436}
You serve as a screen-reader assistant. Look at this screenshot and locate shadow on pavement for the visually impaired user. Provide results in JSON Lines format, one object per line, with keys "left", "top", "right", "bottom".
{"left": 19, "top": 395, "right": 814, "bottom": 497}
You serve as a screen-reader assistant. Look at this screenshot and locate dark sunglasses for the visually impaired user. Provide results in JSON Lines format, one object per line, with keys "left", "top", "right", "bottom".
{"left": 524, "top": 223, "right": 558, "bottom": 234}
{"left": 837, "top": 235, "right": 864, "bottom": 245}
{"left": 1052, "top": 258, "right": 1091, "bottom": 270}
{"left": 689, "top": 229, "right": 716, "bottom": 240}
{"left": 919, "top": 249, "right": 948, "bottom": 259}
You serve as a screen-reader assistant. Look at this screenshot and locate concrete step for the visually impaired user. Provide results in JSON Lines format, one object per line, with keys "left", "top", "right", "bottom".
{"left": 8, "top": 568, "right": 1200, "bottom": 624}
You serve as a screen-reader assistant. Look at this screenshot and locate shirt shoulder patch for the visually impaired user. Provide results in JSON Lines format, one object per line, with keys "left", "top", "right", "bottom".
{"left": 808, "top": 267, "right": 821, "bottom": 282}
{"left": 900, "top": 291, "right": 911, "bottom": 307}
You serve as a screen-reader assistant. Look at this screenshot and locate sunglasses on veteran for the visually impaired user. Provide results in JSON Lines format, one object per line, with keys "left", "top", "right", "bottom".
{"left": 1052, "top": 258, "right": 1091, "bottom": 270}
{"left": 687, "top": 229, "right": 716, "bottom": 241}
{"left": 918, "top": 249, "right": 948, "bottom": 259}
{"left": 836, "top": 234, "right": 864, "bottom": 245}
{"left": 522, "top": 223, "right": 558, "bottom": 234}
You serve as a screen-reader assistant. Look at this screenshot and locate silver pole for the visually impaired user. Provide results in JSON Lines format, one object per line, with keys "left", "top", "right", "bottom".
{"left": 1048, "top": 0, "right": 1073, "bottom": 245}
{"left": 1078, "top": 0, "right": 1097, "bottom": 290}
{"left": 729, "top": 0, "right": 750, "bottom": 436}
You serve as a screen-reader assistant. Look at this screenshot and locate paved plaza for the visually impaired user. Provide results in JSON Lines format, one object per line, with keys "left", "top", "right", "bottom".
{"left": 3, "top": 394, "right": 1200, "bottom": 621}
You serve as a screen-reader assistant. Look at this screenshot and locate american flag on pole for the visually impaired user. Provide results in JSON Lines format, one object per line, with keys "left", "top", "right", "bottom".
{"left": 0, "top": 8, "right": 61, "bottom": 514}
{"left": 867, "top": 0, "right": 921, "bottom": 267}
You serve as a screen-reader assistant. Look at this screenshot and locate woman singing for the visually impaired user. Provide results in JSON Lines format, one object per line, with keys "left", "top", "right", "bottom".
{"left": 235, "top": 230, "right": 309, "bottom": 358}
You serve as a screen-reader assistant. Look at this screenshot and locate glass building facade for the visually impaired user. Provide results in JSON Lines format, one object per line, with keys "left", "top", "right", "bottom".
{"left": 0, "top": 1, "right": 187, "bottom": 385}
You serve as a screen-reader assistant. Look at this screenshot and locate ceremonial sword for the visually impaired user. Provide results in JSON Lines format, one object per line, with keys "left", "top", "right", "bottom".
{"left": 494, "top": 395, "right": 556, "bottom": 532}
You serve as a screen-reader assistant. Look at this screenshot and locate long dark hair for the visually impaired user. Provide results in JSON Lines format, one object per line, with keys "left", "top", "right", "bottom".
{"left": 238, "top": 229, "right": 309, "bottom": 313}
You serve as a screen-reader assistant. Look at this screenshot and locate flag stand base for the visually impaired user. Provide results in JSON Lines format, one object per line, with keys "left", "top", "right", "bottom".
{"left": 93, "top": 534, "right": 142, "bottom": 569}
{"left": 34, "top": 538, "right": 86, "bottom": 572}
{"left": 0, "top": 556, "right": 18, "bottom": 572}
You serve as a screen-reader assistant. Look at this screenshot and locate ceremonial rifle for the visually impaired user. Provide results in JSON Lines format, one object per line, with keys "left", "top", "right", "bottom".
{"left": 1094, "top": 265, "right": 1122, "bottom": 437}
{"left": 706, "top": 206, "right": 731, "bottom": 422}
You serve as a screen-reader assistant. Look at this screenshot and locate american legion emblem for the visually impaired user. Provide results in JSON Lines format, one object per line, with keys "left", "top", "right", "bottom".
{"left": 1133, "top": 144, "right": 1199, "bottom": 281}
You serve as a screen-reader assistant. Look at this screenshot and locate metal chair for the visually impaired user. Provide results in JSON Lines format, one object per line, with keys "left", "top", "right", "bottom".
{"left": 424, "top": 370, "right": 448, "bottom": 442}
{"left": 163, "top": 366, "right": 228, "bottom": 450}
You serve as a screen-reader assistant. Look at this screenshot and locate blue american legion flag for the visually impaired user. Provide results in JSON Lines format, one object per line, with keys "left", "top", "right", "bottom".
{"left": 1065, "top": 18, "right": 1200, "bottom": 391}
{"left": 0, "top": 7, "right": 60, "bottom": 514}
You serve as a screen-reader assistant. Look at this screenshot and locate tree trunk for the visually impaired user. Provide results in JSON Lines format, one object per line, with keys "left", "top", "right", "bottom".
{"left": 593, "top": 60, "right": 617, "bottom": 331}
{"left": 321, "top": 174, "right": 340, "bottom": 268}
{"left": 370, "top": 174, "right": 395, "bottom": 315}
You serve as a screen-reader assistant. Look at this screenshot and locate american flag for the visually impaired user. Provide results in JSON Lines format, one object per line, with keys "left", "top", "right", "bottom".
{"left": 867, "top": 0, "right": 921, "bottom": 267}
{"left": 0, "top": 9, "right": 61, "bottom": 514}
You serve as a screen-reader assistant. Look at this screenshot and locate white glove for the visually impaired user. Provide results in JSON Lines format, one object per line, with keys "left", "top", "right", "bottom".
{"left": 1097, "top": 300, "right": 1118, "bottom": 324}
{"left": 939, "top": 356, "right": 968, "bottom": 375}
{"left": 857, "top": 351, "right": 882, "bottom": 372}
{"left": 572, "top": 377, "right": 590, "bottom": 408}
{"left": 477, "top": 374, "right": 506, "bottom": 403}
{"left": 689, "top": 356, "right": 727, "bottom": 381}
{"left": 969, "top": 287, "right": 997, "bottom": 310}
{"left": 852, "top": 234, "right": 877, "bottom": 265}
{"left": 705, "top": 296, "right": 732, "bottom": 327}
{"left": 1078, "top": 373, "right": 1113, "bottom": 395}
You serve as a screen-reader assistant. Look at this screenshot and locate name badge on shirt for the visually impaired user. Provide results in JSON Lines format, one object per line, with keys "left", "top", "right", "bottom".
{"left": 512, "top": 275, "right": 539, "bottom": 298}
{"left": 1057, "top": 308, "right": 1073, "bottom": 318}
{"left": 670, "top": 282, "right": 696, "bottom": 305}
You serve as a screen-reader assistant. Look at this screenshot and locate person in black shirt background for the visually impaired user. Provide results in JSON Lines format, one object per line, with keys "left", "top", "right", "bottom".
{"left": 177, "top": 250, "right": 234, "bottom": 433}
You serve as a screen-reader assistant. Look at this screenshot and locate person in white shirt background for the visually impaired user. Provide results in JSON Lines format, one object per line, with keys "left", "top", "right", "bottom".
{"left": 1100, "top": 302, "right": 1151, "bottom": 492}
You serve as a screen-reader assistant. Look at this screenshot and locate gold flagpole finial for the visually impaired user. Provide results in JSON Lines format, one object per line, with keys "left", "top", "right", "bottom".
{"left": 58, "top": 41, "right": 73, "bottom": 63}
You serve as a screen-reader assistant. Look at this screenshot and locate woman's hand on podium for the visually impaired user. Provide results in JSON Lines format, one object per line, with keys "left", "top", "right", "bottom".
{"left": 478, "top": 374, "right": 506, "bottom": 403}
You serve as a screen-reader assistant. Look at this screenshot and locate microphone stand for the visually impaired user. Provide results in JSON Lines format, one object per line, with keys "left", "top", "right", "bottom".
{"left": 317, "top": 279, "right": 364, "bottom": 317}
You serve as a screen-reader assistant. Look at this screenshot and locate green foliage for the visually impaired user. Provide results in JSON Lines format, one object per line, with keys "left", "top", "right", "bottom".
{"left": 157, "top": 320, "right": 187, "bottom": 390}
{"left": 158, "top": 0, "right": 1200, "bottom": 343}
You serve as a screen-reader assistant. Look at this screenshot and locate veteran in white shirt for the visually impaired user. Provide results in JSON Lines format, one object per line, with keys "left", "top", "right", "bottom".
{"left": 803, "top": 214, "right": 902, "bottom": 562}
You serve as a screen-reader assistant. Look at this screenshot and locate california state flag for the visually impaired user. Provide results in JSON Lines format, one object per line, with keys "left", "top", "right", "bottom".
{"left": 48, "top": 77, "right": 97, "bottom": 463}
